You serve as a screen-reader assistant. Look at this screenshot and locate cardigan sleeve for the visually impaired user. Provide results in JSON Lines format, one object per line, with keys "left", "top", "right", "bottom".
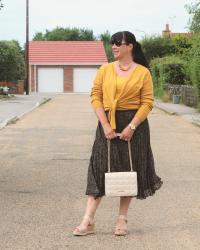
{"left": 134, "top": 70, "right": 154, "bottom": 122}
{"left": 90, "top": 65, "right": 104, "bottom": 110}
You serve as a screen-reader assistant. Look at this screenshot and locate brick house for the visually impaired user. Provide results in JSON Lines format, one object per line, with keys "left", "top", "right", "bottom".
{"left": 162, "top": 24, "right": 194, "bottom": 38}
{"left": 29, "top": 41, "right": 107, "bottom": 93}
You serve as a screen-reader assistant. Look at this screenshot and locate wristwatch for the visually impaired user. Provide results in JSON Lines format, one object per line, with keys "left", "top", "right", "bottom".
{"left": 128, "top": 122, "right": 136, "bottom": 131}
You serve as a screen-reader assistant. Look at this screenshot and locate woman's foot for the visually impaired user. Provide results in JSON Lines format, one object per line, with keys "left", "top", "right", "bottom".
{"left": 73, "top": 215, "right": 95, "bottom": 236}
{"left": 114, "top": 215, "right": 128, "bottom": 236}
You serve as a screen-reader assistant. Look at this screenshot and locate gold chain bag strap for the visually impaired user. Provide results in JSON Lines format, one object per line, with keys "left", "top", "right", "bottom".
{"left": 105, "top": 135, "right": 138, "bottom": 197}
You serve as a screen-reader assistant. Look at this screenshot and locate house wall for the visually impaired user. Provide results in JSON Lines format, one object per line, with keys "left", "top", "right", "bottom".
{"left": 0, "top": 81, "right": 24, "bottom": 94}
{"left": 162, "top": 24, "right": 194, "bottom": 38}
{"left": 29, "top": 65, "right": 99, "bottom": 93}
{"left": 64, "top": 66, "right": 73, "bottom": 91}
{"left": 30, "top": 65, "right": 35, "bottom": 92}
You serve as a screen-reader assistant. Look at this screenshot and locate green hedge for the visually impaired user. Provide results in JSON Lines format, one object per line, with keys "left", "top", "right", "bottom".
{"left": 150, "top": 56, "right": 187, "bottom": 98}
{"left": 171, "top": 35, "right": 193, "bottom": 59}
{"left": 141, "top": 36, "right": 176, "bottom": 64}
{"left": 188, "top": 33, "right": 200, "bottom": 107}
{"left": 141, "top": 34, "right": 199, "bottom": 107}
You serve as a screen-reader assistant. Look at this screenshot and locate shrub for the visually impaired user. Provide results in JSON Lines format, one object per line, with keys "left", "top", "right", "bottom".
{"left": 188, "top": 33, "right": 200, "bottom": 105}
{"left": 171, "top": 35, "right": 193, "bottom": 59}
{"left": 163, "top": 62, "right": 186, "bottom": 85}
{"left": 140, "top": 35, "right": 176, "bottom": 64}
{"left": 150, "top": 56, "right": 188, "bottom": 98}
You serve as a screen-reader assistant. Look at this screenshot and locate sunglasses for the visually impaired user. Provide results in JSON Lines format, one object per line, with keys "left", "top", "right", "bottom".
{"left": 110, "top": 39, "right": 127, "bottom": 47}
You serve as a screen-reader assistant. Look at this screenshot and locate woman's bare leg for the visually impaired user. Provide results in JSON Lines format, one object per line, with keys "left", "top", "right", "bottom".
{"left": 76, "top": 195, "right": 102, "bottom": 227}
{"left": 118, "top": 196, "right": 133, "bottom": 216}
{"left": 84, "top": 195, "right": 102, "bottom": 219}
{"left": 115, "top": 196, "right": 133, "bottom": 234}
{"left": 73, "top": 196, "right": 102, "bottom": 235}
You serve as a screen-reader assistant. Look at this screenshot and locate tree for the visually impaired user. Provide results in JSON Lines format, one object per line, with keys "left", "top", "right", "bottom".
{"left": 141, "top": 36, "right": 176, "bottom": 63}
{"left": 99, "top": 30, "right": 111, "bottom": 44}
{"left": 33, "top": 27, "right": 95, "bottom": 41}
{"left": 33, "top": 32, "right": 46, "bottom": 41}
{"left": 99, "top": 30, "right": 114, "bottom": 62}
{"left": 0, "top": 41, "right": 25, "bottom": 81}
{"left": 185, "top": 1, "right": 200, "bottom": 33}
{"left": 0, "top": 0, "right": 3, "bottom": 10}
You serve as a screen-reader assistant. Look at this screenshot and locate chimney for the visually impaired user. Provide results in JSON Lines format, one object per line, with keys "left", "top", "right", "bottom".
{"left": 162, "top": 23, "right": 171, "bottom": 37}
{"left": 166, "top": 24, "right": 170, "bottom": 32}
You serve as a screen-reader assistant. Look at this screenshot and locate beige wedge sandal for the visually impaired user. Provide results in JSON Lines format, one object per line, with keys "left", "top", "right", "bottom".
{"left": 73, "top": 215, "right": 95, "bottom": 236}
{"left": 114, "top": 215, "right": 128, "bottom": 236}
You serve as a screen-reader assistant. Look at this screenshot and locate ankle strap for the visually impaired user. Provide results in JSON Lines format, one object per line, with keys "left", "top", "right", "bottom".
{"left": 118, "top": 215, "right": 128, "bottom": 222}
{"left": 83, "top": 215, "right": 95, "bottom": 223}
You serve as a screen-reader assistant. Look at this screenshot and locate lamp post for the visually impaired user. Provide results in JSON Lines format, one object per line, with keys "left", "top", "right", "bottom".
{"left": 25, "top": 0, "right": 29, "bottom": 95}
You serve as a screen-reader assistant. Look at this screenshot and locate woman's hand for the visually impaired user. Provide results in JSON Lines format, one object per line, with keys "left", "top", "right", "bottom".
{"left": 102, "top": 122, "right": 117, "bottom": 140}
{"left": 120, "top": 126, "right": 134, "bottom": 141}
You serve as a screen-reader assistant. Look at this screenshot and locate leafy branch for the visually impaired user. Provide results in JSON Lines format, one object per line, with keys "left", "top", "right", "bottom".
{"left": 0, "top": 0, "right": 3, "bottom": 10}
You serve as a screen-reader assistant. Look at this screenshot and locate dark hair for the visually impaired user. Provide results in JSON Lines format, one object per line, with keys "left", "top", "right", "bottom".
{"left": 111, "top": 31, "right": 149, "bottom": 68}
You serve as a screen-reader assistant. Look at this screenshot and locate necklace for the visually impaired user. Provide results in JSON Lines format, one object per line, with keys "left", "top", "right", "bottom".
{"left": 118, "top": 62, "right": 133, "bottom": 71}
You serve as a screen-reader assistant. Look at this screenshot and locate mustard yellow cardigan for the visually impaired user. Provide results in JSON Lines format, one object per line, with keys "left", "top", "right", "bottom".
{"left": 90, "top": 62, "right": 154, "bottom": 129}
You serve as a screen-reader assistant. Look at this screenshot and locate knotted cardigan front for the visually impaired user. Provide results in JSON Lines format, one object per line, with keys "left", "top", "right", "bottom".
{"left": 90, "top": 62, "right": 154, "bottom": 129}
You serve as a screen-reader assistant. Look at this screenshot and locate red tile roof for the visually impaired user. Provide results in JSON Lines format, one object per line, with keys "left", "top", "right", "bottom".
{"left": 29, "top": 41, "right": 108, "bottom": 65}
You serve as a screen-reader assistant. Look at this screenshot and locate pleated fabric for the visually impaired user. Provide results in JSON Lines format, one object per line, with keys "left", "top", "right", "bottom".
{"left": 85, "top": 110, "right": 163, "bottom": 200}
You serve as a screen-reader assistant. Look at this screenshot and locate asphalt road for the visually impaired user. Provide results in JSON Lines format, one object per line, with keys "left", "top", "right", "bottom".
{"left": 0, "top": 94, "right": 199, "bottom": 250}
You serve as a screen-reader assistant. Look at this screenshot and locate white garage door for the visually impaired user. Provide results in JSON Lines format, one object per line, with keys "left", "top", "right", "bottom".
{"left": 73, "top": 68, "right": 98, "bottom": 93}
{"left": 38, "top": 68, "right": 64, "bottom": 93}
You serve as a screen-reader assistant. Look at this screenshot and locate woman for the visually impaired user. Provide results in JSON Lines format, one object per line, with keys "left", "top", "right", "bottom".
{"left": 73, "top": 31, "right": 163, "bottom": 236}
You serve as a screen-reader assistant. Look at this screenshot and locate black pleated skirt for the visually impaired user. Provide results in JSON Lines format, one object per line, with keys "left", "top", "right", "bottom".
{"left": 85, "top": 110, "right": 163, "bottom": 199}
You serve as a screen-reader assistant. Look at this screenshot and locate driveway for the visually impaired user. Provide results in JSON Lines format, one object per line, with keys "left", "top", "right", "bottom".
{"left": 0, "top": 94, "right": 199, "bottom": 250}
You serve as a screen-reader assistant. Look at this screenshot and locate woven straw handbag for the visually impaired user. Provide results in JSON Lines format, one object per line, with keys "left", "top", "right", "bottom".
{"left": 105, "top": 137, "right": 138, "bottom": 197}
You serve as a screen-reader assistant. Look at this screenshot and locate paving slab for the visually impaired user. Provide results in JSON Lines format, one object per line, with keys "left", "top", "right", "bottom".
{"left": 154, "top": 100, "right": 200, "bottom": 127}
{"left": 0, "top": 93, "right": 58, "bottom": 129}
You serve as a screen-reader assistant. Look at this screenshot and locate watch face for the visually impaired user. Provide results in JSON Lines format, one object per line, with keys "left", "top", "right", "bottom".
{"left": 129, "top": 123, "right": 135, "bottom": 130}
{"left": 131, "top": 124, "right": 136, "bottom": 130}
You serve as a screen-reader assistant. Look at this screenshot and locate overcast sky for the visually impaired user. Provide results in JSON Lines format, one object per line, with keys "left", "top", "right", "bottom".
{"left": 0, "top": 0, "right": 193, "bottom": 47}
